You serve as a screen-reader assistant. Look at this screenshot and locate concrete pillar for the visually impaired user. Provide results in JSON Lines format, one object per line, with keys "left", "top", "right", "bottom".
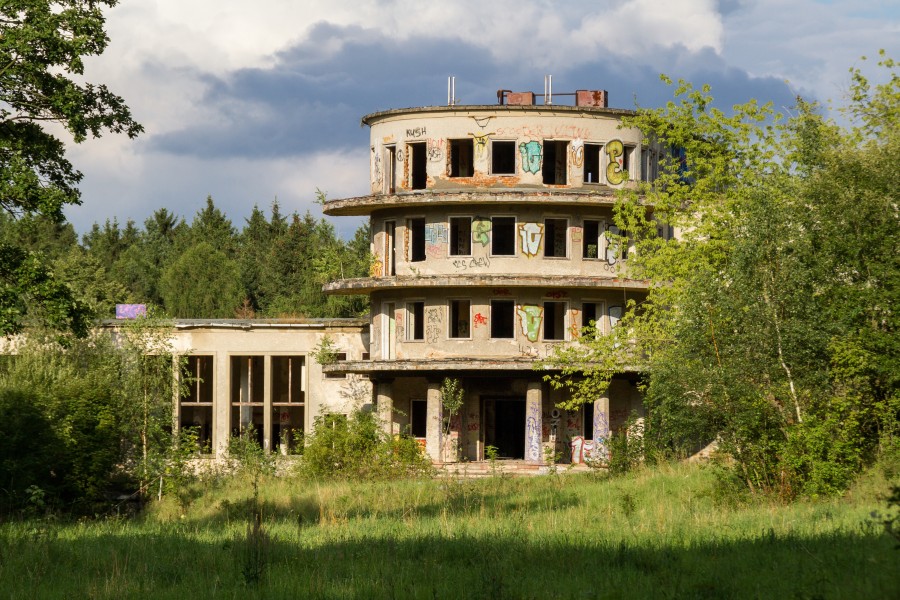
{"left": 263, "top": 355, "right": 272, "bottom": 452}
{"left": 525, "top": 381, "right": 543, "bottom": 464}
{"left": 375, "top": 380, "right": 394, "bottom": 436}
{"left": 465, "top": 390, "right": 480, "bottom": 461}
{"left": 593, "top": 394, "right": 610, "bottom": 462}
{"left": 425, "top": 380, "right": 442, "bottom": 462}
{"left": 215, "top": 352, "right": 229, "bottom": 458}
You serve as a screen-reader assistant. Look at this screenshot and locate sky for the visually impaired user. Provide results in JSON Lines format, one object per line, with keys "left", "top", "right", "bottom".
{"left": 64, "top": 0, "right": 900, "bottom": 238}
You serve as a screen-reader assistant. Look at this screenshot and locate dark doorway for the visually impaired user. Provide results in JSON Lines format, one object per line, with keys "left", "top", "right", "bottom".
{"left": 483, "top": 397, "right": 525, "bottom": 459}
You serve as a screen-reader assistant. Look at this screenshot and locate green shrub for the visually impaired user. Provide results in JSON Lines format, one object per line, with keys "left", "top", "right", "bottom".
{"left": 297, "top": 409, "right": 432, "bottom": 480}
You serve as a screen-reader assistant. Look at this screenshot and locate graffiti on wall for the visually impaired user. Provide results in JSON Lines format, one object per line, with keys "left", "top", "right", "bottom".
{"left": 426, "top": 307, "right": 442, "bottom": 344}
{"left": 427, "top": 138, "right": 444, "bottom": 162}
{"left": 518, "top": 222, "right": 544, "bottom": 257}
{"left": 473, "top": 313, "right": 488, "bottom": 326}
{"left": 406, "top": 126, "right": 427, "bottom": 138}
{"left": 373, "top": 153, "right": 382, "bottom": 185}
{"left": 519, "top": 140, "right": 542, "bottom": 174}
{"left": 370, "top": 257, "right": 384, "bottom": 277}
{"left": 569, "top": 436, "right": 595, "bottom": 464}
{"left": 605, "top": 139, "right": 627, "bottom": 185}
{"left": 526, "top": 399, "right": 541, "bottom": 462}
{"left": 470, "top": 132, "right": 493, "bottom": 159}
{"left": 425, "top": 223, "right": 449, "bottom": 245}
{"left": 593, "top": 402, "right": 610, "bottom": 461}
{"left": 452, "top": 256, "right": 491, "bottom": 270}
{"left": 571, "top": 138, "right": 584, "bottom": 168}
{"left": 569, "top": 309, "right": 581, "bottom": 339}
{"left": 472, "top": 217, "right": 491, "bottom": 246}
{"left": 517, "top": 304, "right": 544, "bottom": 342}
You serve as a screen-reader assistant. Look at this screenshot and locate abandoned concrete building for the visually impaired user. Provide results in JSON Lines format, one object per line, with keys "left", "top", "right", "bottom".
{"left": 167, "top": 85, "right": 665, "bottom": 464}
{"left": 317, "top": 85, "right": 662, "bottom": 464}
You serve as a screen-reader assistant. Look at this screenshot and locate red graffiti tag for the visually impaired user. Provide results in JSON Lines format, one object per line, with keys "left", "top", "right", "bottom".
{"left": 473, "top": 313, "right": 488, "bottom": 326}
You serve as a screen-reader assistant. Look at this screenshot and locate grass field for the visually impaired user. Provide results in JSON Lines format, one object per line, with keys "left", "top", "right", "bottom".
{"left": 0, "top": 461, "right": 897, "bottom": 599}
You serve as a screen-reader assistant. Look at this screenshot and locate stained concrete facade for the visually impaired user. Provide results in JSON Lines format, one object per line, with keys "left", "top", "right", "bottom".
{"left": 324, "top": 90, "right": 656, "bottom": 464}
{"left": 165, "top": 319, "right": 369, "bottom": 458}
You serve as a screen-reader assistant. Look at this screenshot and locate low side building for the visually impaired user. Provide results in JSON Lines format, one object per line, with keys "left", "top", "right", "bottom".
{"left": 166, "top": 318, "right": 369, "bottom": 458}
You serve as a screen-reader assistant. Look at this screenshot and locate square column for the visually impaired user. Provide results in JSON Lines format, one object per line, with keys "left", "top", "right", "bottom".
{"left": 592, "top": 394, "right": 610, "bottom": 462}
{"left": 375, "top": 380, "right": 394, "bottom": 436}
{"left": 525, "top": 381, "right": 543, "bottom": 464}
{"left": 263, "top": 355, "right": 272, "bottom": 452}
{"left": 425, "top": 380, "right": 443, "bottom": 462}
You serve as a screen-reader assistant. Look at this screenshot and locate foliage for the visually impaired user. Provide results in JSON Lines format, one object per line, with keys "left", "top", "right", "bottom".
{"left": 312, "top": 334, "right": 338, "bottom": 366}
{"left": 0, "top": 315, "right": 183, "bottom": 513}
{"left": 439, "top": 377, "right": 465, "bottom": 461}
{"left": 0, "top": 0, "right": 141, "bottom": 335}
{"left": 298, "top": 410, "right": 432, "bottom": 481}
{"left": 546, "top": 53, "right": 899, "bottom": 498}
{"left": 160, "top": 241, "right": 242, "bottom": 318}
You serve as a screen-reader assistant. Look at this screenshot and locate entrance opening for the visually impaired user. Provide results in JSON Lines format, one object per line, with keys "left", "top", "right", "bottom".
{"left": 483, "top": 397, "right": 526, "bottom": 459}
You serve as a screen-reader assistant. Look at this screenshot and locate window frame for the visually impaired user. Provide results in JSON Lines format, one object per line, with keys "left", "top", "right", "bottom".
{"left": 543, "top": 217, "right": 569, "bottom": 259}
{"left": 542, "top": 300, "right": 568, "bottom": 342}
{"left": 490, "top": 140, "right": 517, "bottom": 175}
{"left": 406, "top": 301, "right": 425, "bottom": 342}
{"left": 448, "top": 215, "right": 473, "bottom": 257}
{"left": 448, "top": 298, "right": 472, "bottom": 340}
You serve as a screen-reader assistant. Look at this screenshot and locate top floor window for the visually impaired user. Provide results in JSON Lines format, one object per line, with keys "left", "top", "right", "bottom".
{"left": 542, "top": 140, "right": 568, "bottom": 185}
{"left": 491, "top": 141, "right": 516, "bottom": 175}
{"left": 449, "top": 139, "right": 474, "bottom": 177}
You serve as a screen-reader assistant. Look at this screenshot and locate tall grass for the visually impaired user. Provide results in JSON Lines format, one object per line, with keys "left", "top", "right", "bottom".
{"left": 0, "top": 462, "right": 897, "bottom": 598}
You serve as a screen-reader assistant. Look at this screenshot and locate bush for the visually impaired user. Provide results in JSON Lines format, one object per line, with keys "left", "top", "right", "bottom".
{"left": 297, "top": 409, "right": 432, "bottom": 480}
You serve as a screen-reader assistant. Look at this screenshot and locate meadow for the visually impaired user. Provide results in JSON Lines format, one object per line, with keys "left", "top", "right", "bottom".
{"left": 0, "top": 462, "right": 897, "bottom": 599}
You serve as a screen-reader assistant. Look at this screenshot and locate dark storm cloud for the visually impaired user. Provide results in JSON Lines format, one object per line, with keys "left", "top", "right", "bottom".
{"left": 149, "top": 22, "right": 795, "bottom": 161}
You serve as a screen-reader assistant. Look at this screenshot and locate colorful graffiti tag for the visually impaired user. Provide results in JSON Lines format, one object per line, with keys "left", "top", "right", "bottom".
{"left": 518, "top": 140, "right": 542, "bottom": 174}
{"left": 472, "top": 217, "right": 491, "bottom": 246}
{"left": 518, "top": 222, "right": 544, "bottom": 257}
{"left": 517, "top": 304, "right": 543, "bottom": 342}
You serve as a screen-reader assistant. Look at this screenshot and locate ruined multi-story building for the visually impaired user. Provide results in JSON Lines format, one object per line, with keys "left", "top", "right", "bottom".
{"left": 322, "top": 86, "right": 660, "bottom": 464}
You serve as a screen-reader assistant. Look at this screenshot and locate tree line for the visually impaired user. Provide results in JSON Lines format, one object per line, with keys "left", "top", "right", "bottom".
{"left": 0, "top": 195, "right": 371, "bottom": 321}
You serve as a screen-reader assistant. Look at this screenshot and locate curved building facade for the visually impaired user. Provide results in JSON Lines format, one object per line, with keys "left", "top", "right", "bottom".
{"left": 324, "top": 89, "right": 659, "bottom": 464}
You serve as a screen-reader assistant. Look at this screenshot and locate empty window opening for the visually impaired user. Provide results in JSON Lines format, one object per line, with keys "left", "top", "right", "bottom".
{"left": 449, "top": 216, "right": 472, "bottom": 256}
{"left": 491, "top": 216, "right": 516, "bottom": 256}
{"left": 324, "top": 352, "right": 348, "bottom": 379}
{"left": 583, "top": 144, "right": 601, "bottom": 183}
{"left": 384, "top": 145, "right": 397, "bottom": 194}
{"left": 450, "top": 139, "right": 474, "bottom": 177}
{"left": 605, "top": 225, "right": 629, "bottom": 263}
{"left": 450, "top": 299, "right": 471, "bottom": 338}
{"left": 543, "top": 301, "right": 566, "bottom": 341}
{"left": 408, "top": 301, "right": 425, "bottom": 341}
{"left": 542, "top": 140, "right": 568, "bottom": 185}
{"left": 384, "top": 220, "right": 397, "bottom": 275}
{"left": 583, "top": 219, "right": 602, "bottom": 259}
{"left": 582, "top": 302, "right": 599, "bottom": 337}
{"left": 271, "top": 356, "right": 305, "bottom": 404}
{"left": 544, "top": 218, "right": 568, "bottom": 258}
{"left": 409, "top": 142, "right": 427, "bottom": 190}
{"left": 180, "top": 355, "right": 213, "bottom": 451}
{"left": 491, "top": 299, "right": 515, "bottom": 339}
{"left": 271, "top": 356, "right": 306, "bottom": 452}
{"left": 410, "top": 399, "right": 427, "bottom": 438}
{"left": 491, "top": 141, "right": 516, "bottom": 175}
{"left": 230, "top": 355, "right": 265, "bottom": 446}
{"left": 408, "top": 218, "right": 425, "bottom": 262}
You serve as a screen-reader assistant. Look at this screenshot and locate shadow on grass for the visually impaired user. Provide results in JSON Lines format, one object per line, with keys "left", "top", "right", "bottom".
{"left": 1, "top": 519, "right": 896, "bottom": 599}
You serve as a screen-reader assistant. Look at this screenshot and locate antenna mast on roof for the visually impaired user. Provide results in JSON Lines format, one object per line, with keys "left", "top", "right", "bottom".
{"left": 544, "top": 75, "right": 553, "bottom": 105}
{"left": 447, "top": 76, "right": 457, "bottom": 106}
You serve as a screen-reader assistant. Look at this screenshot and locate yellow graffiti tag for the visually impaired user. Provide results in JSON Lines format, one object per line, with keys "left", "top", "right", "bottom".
{"left": 605, "top": 139, "right": 627, "bottom": 185}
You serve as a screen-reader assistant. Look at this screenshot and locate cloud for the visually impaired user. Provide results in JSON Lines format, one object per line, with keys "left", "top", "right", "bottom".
{"left": 61, "top": 0, "right": 899, "bottom": 237}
